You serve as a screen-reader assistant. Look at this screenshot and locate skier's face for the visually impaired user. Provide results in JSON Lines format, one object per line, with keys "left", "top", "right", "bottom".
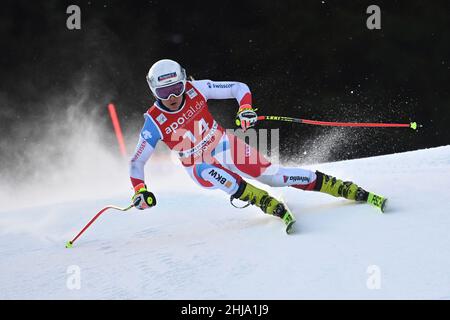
{"left": 161, "top": 94, "right": 183, "bottom": 111}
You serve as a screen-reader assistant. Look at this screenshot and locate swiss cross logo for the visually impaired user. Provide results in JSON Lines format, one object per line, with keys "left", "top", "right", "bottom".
{"left": 187, "top": 88, "right": 197, "bottom": 99}
{"left": 142, "top": 130, "right": 152, "bottom": 139}
{"left": 156, "top": 113, "right": 167, "bottom": 124}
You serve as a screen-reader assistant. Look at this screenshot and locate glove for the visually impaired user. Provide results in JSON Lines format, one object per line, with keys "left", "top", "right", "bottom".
{"left": 235, "top": 104, "right": 258, "bottom": 131}
{"left": 132, "top": 183, "right": 157, "bottom": 210}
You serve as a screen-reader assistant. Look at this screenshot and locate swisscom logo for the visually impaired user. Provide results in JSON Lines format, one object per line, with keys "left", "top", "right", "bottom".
{"left": 207, "top": 82, "right": 234, "bottom": 89}
{"left": 213, "top": 83, "right": 234, "bottom": 89}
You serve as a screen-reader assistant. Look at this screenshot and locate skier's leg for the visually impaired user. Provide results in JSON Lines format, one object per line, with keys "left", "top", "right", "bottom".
{"left": 216, "top": 133, "right": 271, "bottom": 179}
{"left": 185, "top": 162, "right": 242, "bottom": 195}
{"left": 256, "top": 166, "right": 318, "bottom": 190}
{"left": 186, "top": 159, "right": 292, "bottom": 221}
{"left": 217, "top": 133, "right": 317, "bottom": 190}
{"left": 219, "top": 133, "right": 370, "bottom": 202}
{"left": 258, "top": 167, "right": 369, "bottom": 201}
{"left": 259, "top": 167, "right": 387, "bottom": 211}
{"left": 199, "top": 134, "right": 293, "bottom": 221}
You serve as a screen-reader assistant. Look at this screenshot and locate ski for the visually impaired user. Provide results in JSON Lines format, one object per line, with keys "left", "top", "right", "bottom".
{"left": 279, "top": 199, "right": 296, "bottom": 234}
{"left": 367, "top": 192, "right": 388, "bottom": 213}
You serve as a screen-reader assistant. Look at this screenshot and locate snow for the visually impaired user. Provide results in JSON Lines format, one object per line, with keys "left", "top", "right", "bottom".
{"left": 1, "top": 145, "right": 450, "bottom": 299}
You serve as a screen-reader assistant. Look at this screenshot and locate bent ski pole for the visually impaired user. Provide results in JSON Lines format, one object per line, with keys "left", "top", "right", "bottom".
{"left": 65, "top": 204, "right": 134, "bottom": 248}
{"left": 257, "top": 115, "right": 419, "bottom": 130}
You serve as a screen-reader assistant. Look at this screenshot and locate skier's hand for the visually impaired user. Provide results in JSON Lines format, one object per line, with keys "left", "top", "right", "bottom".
{"left": 132, "top": 184, "right": 157, "bottom": 210}
{"left": 235, "top": 104, "right": 258, "bottom": 131}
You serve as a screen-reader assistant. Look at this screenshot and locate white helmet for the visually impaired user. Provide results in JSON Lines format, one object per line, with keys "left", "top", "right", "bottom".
{"left": 146, "top": 59, "right": 187, "bottom": 100}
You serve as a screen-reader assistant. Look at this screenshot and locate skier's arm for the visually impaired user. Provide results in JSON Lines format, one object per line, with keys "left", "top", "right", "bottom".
{"left": 192, "top": 80, "right": 252, "bottom": 108}
{"left": 129, "top": 136, "right": 154, "bottom": 187}
{"left": 192, "top": 80, "right": 257, "bottom": 131}
{"left": 129, "top": 115, "right": 162, "bottom": 191}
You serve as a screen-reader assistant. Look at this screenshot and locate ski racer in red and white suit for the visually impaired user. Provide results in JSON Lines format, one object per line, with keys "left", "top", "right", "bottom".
{"left": 129, "top": 59, "right": 381, "bottom": 220}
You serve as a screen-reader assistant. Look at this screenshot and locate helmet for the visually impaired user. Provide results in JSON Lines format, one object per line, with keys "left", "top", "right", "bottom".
{"left": 146, "top": 59, "right": 187, "bottom": 100}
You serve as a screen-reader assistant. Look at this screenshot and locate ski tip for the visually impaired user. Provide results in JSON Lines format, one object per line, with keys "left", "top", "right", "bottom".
{"left": 65, "top": 241, "right": 73, "bottom": 249}
{"left": 380, "top": 198, "right": 388, "bottom": 213}
{"left": 286, "top": 220, "right": 296, "bottom": 234}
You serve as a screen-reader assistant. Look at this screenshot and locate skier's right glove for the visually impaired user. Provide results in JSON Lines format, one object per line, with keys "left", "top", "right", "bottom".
{"left": 132, "top": 183, "right": 157, "bottom": 210}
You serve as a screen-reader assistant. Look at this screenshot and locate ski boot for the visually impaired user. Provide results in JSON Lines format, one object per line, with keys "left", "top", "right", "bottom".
{"left": 314, "top": 171, "right": 387, "bottom": 212}
{"left": 231, "top": 180, "right": 296, "bottom": 233}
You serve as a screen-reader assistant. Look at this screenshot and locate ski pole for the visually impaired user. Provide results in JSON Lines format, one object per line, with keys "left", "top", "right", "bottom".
{"left": 257, "top": 116, "right": 419, "bottom": 130}
{"left": 65, "top": 204, "right": 134, "bottom": 248}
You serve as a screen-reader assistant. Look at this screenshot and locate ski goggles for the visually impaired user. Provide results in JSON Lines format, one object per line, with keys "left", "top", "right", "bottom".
{"left": 154, "top": 81, "right": 186, "bottom": 100}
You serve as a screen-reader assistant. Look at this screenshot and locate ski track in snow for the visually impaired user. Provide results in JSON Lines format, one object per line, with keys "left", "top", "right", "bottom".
{"left": 1, "top": 146, "right": 450, "bottom": 299}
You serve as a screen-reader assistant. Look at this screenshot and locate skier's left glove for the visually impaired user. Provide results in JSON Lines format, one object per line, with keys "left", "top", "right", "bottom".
{"left": 235, "top": 104, "right": 258, "bottom": 131}
{"left": 132, "top": 183, "right": 157, "bottom": 210}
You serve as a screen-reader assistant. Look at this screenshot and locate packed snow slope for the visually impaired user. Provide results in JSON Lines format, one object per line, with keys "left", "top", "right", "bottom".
{"left": 1, "top": 145, "right": 449, "bottom": 299}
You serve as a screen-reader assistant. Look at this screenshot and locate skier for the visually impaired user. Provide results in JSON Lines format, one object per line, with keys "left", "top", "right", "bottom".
{"left": 129, "top": 59, "right": 386, "bottom": 233}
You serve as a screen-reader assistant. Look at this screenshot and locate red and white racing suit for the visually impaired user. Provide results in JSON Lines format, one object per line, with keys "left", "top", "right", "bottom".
{"left": 130, "top": 80, "right": 318, "bottom": 195}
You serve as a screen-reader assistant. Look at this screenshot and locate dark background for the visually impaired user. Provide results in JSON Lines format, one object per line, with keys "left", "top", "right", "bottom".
{"left": 1, "top": 0, "right": 449, "bottom": 163}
